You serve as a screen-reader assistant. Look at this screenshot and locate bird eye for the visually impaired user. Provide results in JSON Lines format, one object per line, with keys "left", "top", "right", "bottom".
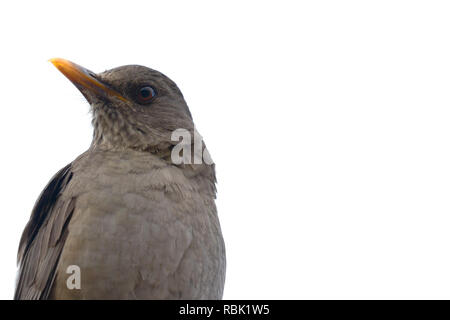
{"left": 136, "top": 86, "right": 156, "bottom": 103}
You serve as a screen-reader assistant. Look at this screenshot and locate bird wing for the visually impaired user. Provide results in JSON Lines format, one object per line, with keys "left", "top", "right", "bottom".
{"left": 14, "top": 163, "right": 75, "bottom": 300}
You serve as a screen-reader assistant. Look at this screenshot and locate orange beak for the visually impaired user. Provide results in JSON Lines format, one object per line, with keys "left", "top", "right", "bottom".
{"left": 49, "top": 58, "right": 127, "bottom": 102}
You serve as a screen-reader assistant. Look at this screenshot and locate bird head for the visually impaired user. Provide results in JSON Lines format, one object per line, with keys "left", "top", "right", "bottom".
{"left": 50, "top": 58, "right": 195, "bottom": 157}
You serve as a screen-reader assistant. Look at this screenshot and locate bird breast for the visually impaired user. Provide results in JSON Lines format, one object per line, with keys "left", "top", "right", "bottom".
{"left": 49, "top": 150, "right": 225, "bottom": 299}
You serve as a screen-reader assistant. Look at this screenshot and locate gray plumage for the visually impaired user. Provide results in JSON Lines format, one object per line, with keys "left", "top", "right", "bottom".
{"left": 14, "top": 60, "right": 225, "bottom": 299}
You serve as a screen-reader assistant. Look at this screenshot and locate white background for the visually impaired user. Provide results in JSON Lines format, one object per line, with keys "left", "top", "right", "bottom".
{"left": 1, "top": 0, "right": 450, "bottom": 299}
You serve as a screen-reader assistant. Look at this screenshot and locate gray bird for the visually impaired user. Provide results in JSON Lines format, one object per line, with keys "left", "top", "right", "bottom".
{"left": 14, "top": 58, "right": 226, "bottom": 299}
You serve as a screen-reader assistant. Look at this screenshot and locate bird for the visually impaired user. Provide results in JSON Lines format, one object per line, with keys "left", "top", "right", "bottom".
{"left": 14, "top": 58, "right": 226, "bottom": 299}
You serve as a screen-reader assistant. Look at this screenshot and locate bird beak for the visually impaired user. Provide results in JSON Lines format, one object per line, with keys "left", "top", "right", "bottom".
{"left": 49, "top": 58, "right": 127, "bottom": 102}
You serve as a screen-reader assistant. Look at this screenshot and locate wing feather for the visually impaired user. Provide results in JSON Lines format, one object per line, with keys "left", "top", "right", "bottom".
{"left": 14, "top": 164, "right": 75, "bottom": 300}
